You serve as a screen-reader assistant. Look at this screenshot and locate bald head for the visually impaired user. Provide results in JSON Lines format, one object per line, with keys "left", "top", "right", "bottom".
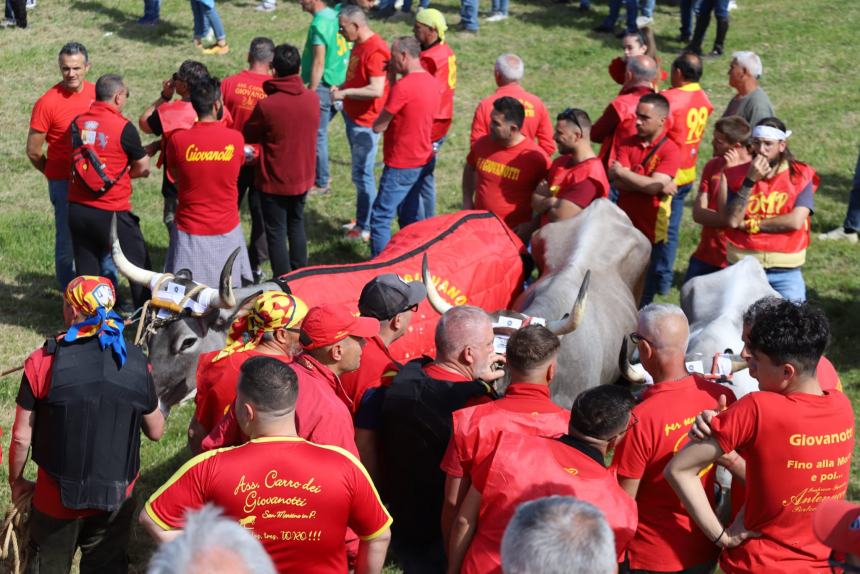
{"left": 637, "top": 304, "right": 689, "bottom": 351}
{"left": 626, "top": 55, "right": 657, "bottom": 84}
{"left": 435, "top": 306, "right": 493, "bottom": 361}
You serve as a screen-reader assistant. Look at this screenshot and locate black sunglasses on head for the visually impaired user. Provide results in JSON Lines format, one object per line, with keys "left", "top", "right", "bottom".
{"left": 558, "top": 107, "right": 585, "bottom": 133}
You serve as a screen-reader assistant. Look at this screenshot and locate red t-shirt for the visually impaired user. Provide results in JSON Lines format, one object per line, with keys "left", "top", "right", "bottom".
{"left": 145, "top": 437, "right": 392, "bottom": 573}
{"left": 691, "top": 158, "right": 748, "bottom": 268}
{"left": 470, "top": 83, "right": 555, "bottom": 156}
{"left": 710, "top": 390, "right": 855, "bottom": 573}
{"left": 382, "top": 71, "right": 440, "bottom": 169}
{"left": 338, "top": 336, "right": 398, "bottom": 415}
{"left": 30, "top": 81, "right": 96, "bottom": 180}
{"left": 167, "top": 122, "right": 244, "bottom": 235}
{"left": 440, "top": 383, "right": 568, "bottom": 479}
{"left": 194, "top": 349, "right": 291, "bottom": 433}
{"left": 221, "top": 70, "right": 270, "bottom": 132}
{"left": 615, "top": 132, "right": 681, "bottom": 244}
{"left": 467, "top": 135, "right": 550, "bottom": 229}
{"left": 613, "top": 375, "right": 736, "bottom": 571}
{"left": 539, "top": 155, "right": 609, "bottom": 226}
{"left": 342, "top": 34, "right": 390, "bottom": 127}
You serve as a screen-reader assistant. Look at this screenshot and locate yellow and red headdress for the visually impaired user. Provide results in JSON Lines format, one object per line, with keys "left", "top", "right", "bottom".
{"left": 212, "top": 292, "right": 308, "bottom": 362}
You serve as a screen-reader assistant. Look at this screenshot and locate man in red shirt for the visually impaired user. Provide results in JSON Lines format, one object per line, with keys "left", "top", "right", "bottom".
{"left": 141, "top": 356, "right": 392, "bottom": 574}
{"left": 67, "top": 74, "right": 153, "bottom": 310}
{"left": 609, "top": 92, "right": 681, "bottom": 307}
{"left": 379, "top": 305, "right": 504, "bottom": 572}
{"left": 166, "top": 76, "right": 252, "bottom": 288}
{"left": 532, "top": 108, "right": 609, "bottom": 227}
{"left": 657, "top": 52, "right": 714, "bottom": 296}
{"left": 470, "top": 53, "right": 555, "bottom": 156}
{"left": 369, "top": 36, "right": 441, "bottom": 257}
{"left": 188, "top": 291, "right": 308, "bottom": 453}
{"left": 448, "top": 385, "right": 638, "bottom": 574}
{"left": 613, "top": 304, "right": 735, "bottom": 574}
{"left": 440, "top": 325, "right": 570, "bottom": 551}
{"left": 414, "top": 9, "right": 456, "bottom": 220}
{"left": 332, "top": 6, "right": 389, "bottom": 241}
{"left": 463, "top": 97, "right": 550, "bottom": 238}
{"left": 667, "top": 298, "right": 855, "bottom": 574}
{"left": 244, "top": 44, "right": 320, "bottom": 276}
{"left": 221, "top": 37, "right": 274, "bottom": 281}
{"left": 27, "top": 42, "right": 96, "bottom": 290}
{"left": 591, "top": 55, "right": 656, "bottom": 171}
{"left": 685, "top": 115, "right": 751, "bottom": 283}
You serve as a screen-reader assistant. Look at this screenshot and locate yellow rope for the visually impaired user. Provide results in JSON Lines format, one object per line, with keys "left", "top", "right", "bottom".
{"left": 1, "top": 491, "right": 33, "bottom": 574}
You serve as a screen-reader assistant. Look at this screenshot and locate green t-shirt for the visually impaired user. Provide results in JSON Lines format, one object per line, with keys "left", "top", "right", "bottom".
{"left": 301, "top": 6, "right": 350, "bottom": 87}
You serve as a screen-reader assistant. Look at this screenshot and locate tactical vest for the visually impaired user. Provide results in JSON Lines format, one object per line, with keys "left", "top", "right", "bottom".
{"left": 31, "top": 336, "right": 152, "bottom": 511}
{"left": 380, "top": 358, "right": 493, "bottom": 542}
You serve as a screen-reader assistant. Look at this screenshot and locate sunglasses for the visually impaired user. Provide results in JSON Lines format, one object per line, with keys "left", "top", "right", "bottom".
{"left": 559, "top": 107, "right": 585, "bottom": 133}
{"left": 628, "top": 332, "right": 653, "bottom": 346}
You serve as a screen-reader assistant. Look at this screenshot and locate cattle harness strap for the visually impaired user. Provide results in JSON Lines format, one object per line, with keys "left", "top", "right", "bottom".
{"left": 0, "top": 482, "right": 32, "bottom": 573}
{"left": 134, "top": 274, "right": 207, "bottom": 346}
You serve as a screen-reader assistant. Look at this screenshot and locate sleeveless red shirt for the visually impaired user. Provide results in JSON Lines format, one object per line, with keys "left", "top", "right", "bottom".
{"left": 420, "top": 42, "right": 456, "bottom": 141}
{"left": 662, "top": 83, "right": 714, "bottom": 186}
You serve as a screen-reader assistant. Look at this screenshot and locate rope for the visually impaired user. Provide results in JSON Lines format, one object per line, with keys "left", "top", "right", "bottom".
{"left": 0, "top": 491, "right": 32, "bottom": 574}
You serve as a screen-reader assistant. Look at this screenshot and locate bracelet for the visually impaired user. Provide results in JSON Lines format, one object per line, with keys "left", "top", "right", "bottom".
{"left": 160, "top": 91, "right": 172, "bottom": 101}
{"left": 712, "top": 526, "right": 727, "bottom": 546}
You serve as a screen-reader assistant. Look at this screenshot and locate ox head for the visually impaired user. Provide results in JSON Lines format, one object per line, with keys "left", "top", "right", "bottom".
{"left": 422, "top": 254, "right": 590, "bottom": 338}
{"left": 111, "top": 215, "right": 252, "bottom": 405}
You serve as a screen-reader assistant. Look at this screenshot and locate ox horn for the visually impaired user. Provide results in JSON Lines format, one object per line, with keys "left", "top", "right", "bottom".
{"left": 728, "top": 354, "right": 748, "bottom": 373}
{"left": 423, "top": 254, "right": 453, "bottom": 315}
{"left": 202, "top": 248, "right": 240, "bottom": 309}
{"left": 619, "top": 335, "right": 646, "bottom": 384}
{"left": 546, "top": 270, "right": 591, "bottom": 336}
{"left": 111, "top": 214, "right": 159, "bottom": 287}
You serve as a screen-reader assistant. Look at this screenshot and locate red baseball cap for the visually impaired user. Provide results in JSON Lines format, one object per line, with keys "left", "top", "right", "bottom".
{"left": 813, "top": 499, "right": 860, "bottom": 554}
{"left": 301, "top": 304, "right": 379, "bottom": 350}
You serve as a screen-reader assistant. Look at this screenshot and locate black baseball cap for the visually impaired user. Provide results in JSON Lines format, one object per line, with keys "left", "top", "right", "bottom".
{"left": 359, "top": 274, "right": 427, "bottom": 320}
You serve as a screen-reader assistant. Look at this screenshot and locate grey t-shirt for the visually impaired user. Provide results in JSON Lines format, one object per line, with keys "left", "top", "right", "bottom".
{"left": 722, "top": 86, "right": 775, "bottom": 128}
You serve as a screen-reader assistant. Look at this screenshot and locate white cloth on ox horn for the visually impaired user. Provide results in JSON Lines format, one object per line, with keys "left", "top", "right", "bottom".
{"left": 149, "top": 276, "right": 217, "bottom": 316}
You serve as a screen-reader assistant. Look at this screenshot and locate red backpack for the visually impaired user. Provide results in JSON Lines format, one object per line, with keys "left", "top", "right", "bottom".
{"left": 70, "top": 118, "right": 128, "bottom": 196}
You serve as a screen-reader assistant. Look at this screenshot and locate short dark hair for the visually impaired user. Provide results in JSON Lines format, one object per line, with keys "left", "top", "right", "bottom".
{"left": 556, "top": 107, "right": 592, "bottom": 131}
{"left": 59, "top": 42, "right": 89, "bottom": 63}
{"left": 506, "top": 325, "right": 560, "bottom": 372}
{"left": 672, "top": 51, "right": 703, "bottom": 82}
{"left": 237, "top": 357, "right": 299, "bottom": 414}
{"left": 95, "top": 74, "right": 125, "bottom": 102}
{"left": 569, "top": 386, "right": 635, "bottom": 440}
{"left": 621, "top": 31, "right": 645, "bottom": 47}
{"left": 393, "top": 36, "right": 421, "bottom": 59}
{"left": 177, "top": 60, "right": 210, "bottom": 86}
{"left": 272, "top": 44, "right": 301, "bottom": 77}
{"left": 249, "top": 37, "right": 276, "bottom": 64}
{"left": 492, "top": 96, "right": 525, "bottom": 130}
{"left": 715, "top": 115, "right": 751, "bottom": 146}
{"left": 189, "top": 76, "right": 222, "bottom": 117}
{"left": 745, "top": 299, "right": 829, "bottom": 377}
{"left": 639, "top": 93, "right": 670, "bottom": 117}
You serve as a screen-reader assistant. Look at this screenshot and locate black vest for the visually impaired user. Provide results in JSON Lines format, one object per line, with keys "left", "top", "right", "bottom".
{"left": 31, "top": 336, "right": 153, "bottom": 511}
{"left": 380, "top": 358, "right": 494, "bottom": 544}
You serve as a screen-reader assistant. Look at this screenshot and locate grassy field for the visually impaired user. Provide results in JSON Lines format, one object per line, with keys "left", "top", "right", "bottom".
{"left": 0, "top": 0, "right": 858, "bottom": 570}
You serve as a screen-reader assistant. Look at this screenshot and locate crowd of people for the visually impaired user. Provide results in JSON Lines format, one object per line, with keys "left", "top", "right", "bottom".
{"left": 6, "top": 0, "right": 860, "bottom": 573}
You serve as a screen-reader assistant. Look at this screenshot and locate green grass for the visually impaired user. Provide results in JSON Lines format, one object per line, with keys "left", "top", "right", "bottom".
{"left": 0, "top": 0, "right": 859, "bottom": 570}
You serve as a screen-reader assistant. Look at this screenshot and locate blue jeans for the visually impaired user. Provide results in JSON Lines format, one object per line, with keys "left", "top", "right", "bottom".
{"left": 766, "top": 268, "right": 806, "bottom": 302}
{"left": 416, "top": 138, "right": 444, "bottom": 220}
{"left": 679, "top": 0, "right": 701, "bottom": 36}
{"left": 640, "top": 0, "right": 655, "bottom": 17}
{"left": 683, "top": 255, "right": 722, "bottom": 284}
{"left": 697, "top": 0, "right": 729, "bottom": 21}
{"left": 315, "top": 84, "right": 337, "bottom": 188}
{"left": 602, "top": 0, "right": 637, "bottom": 32}
{"left": 656, "top": 183, "right": 692, "bottom": 294}
{"left": 491, "top": 0, "right": 508, "bottom": 14}
{"left": 143, "top": 0, "right": 161, "bottom": 19}
{"left": 843, "top": 147, "right": 860, "bottom": 232}
{"left": 370, "top": 164, "right": 429, "bottom": 257}
{"left": 344, "top": 114, "right": 381, "bottom": 231}
{"left": 190, "top": 0, "right": 225, "bottom": 40}
{"left": 640, "top": 240, "right": 668, "bottom": 307}
{"left": 459, "top": 0, "right": 479, "bottom": 30}
{"left": 401, "top": 0, "right": 429, "bottom": 12}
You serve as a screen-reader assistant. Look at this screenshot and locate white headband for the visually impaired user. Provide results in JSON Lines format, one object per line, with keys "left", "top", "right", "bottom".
{"left": 752, "top": 125, "right": 792, "bottom": 141}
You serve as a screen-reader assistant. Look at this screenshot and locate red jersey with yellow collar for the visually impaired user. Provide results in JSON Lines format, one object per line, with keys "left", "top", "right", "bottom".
{"left": 662, "top": 83, "right": 713, "bottom": 186}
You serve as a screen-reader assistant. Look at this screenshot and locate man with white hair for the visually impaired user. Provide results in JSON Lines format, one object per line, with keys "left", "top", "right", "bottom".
{"left": 721, "top": 51, "right": 774, "bottom": 129}
{"left": 613, "top": 304, "right": 735, "bottom": 574}
{"left": 147, "top": 505, "right": 277, "bottom": 574}
{"left": 378, "top": 305, "right": 504, "bottom": 572}
{"left": 501, "top": 496, "right": 617, "bottom": 574}
{"left": 470, "top": 53, "right": 555, "bottom": 155}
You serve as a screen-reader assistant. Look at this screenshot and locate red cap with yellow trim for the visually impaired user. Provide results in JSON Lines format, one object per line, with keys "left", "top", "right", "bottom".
{"left": 301, "top": 304, "right": 380, "bottom": 350}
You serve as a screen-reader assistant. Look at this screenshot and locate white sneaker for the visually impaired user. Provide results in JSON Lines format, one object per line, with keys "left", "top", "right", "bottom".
{"left": 255, "top": 2, "right": 276, "bottom": 11}
{"left": 727, "top": 0, "right": 738, "bottom": 10}
{"left": 485, "top": 12, "right": 508, "bottom": 22}
{"left": 26, "top": 0, "right": 36, "bottom": 8}
{"left": 818, "top": 226, "right": 858, "bottom": 243}
{"left": 636, "top": 15, "right": 653, "bottom": 28}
